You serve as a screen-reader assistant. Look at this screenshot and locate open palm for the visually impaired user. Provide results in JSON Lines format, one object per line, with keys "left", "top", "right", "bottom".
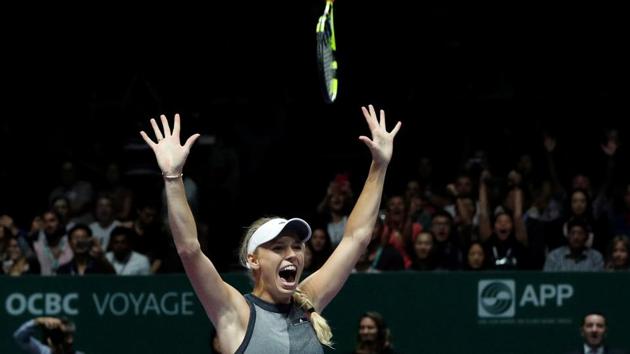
{"left": 140, "top": 114, "right": 200, "bottom": 176}
{"left": 359, "top": 105, "right": 401, "bottom": 166}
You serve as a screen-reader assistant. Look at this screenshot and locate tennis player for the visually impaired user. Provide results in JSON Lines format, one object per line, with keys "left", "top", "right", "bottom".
{"left": 140, "top": 105, "right": 401, "bottom": 353}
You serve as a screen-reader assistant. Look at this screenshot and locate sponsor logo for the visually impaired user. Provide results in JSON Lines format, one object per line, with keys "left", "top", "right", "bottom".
{"left": 478, "top": 280, "right": 515, "bottom": 318}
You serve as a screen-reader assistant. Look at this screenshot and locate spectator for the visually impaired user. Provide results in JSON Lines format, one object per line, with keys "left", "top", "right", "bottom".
{"left": 48, "top": 161, "right": 94, "bottom": 224}
{"left": 1, "top": 236, "right": 40, "bottom": 276}
{"left": 101, "top": 161, "right": 134, "bottom": 221}
{"left": 479, "top": 170, "right": 530, "bottom": 270}
{"left": 565, "top": 312, "right": 628, "bottom": 354}
{"left": 316, "top": 173, "right": 353, "bottom": 247}
{"left": 409, "top": 231, "right": 437, "bottom": 271}
{"left": 14, "top": 316, "right": 85, "bottom": 354}
{"left": 126, "top": 200, "right": 169, "bottom": 274}
{"left": 0, "top": 214, "right": 34, "bottom": 259}
{"left": 50, "top": 196, "right": 75, "bottom": 231}
{"left": 88, "top": 194, "right": 121, "bottom": 250}
{"left": 105, "top": 226, "right": 151, "bottom": 275}
{"left": 305, "top": 227, "right": 332, "bottom": 272}
{"left": 404, "top": 180, "right": 433, "bottom": 231}
{"left": 430, "top": 210, "right": 462, "bottom": 270}
{"left": 605, "top": 235, "right": 629, "bottom": 271}
{"left": 464, "top": 242, "right": 488, "bottom": 271}
{"left": 544, "top": 218, "right": 604, "bottom": 272}
{"left": 353, "top": 218, "right": 404, "bottom": 273}
{"left": 352, "top": 312, "right": 396, "bottom": 354}
{"left": 381, "top": 195, "right": 421, "bottom": 268}
{"left": 32, "top": 211, "right": 72, "bottom": 275}
{"left": 57, "top": 224, "right": 115, "bottom": 275}
{"left": 562, "top": 189, "right": 597, "bottom": 249}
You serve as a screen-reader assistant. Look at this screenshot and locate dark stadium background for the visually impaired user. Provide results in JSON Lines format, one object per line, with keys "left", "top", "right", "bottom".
{"left": 2, "top": 1, "right": 629, "bottom": 270}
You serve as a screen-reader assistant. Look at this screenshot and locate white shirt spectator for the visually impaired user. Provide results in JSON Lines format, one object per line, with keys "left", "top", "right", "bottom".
{"left": 105, "top": 251, "right": 151, "bottom": 275}
{"left": 89, "top": 220, "right": 120, "bottom": 250}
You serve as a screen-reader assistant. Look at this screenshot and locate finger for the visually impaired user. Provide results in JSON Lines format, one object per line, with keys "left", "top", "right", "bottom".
{"left": 361, "top": 106, "right": 378, "bottom": 131}
{"left": 379, "top": 109, "right": 385, "bottom": 127}
{"left": 183, "top": 133, "right": 201, "bottom": 151}
{"left": 369, "top": 105, "right": 377, "bottom": 121}
{"left": 150, "top": 119, "right": 164, "bottom": 141}
{"left": 173, "top": 113, "right": 181, "bottom": 138}
{"left": 139, "top": 131, "right": 156, "bottom": 148}
{"left": 390, "top": 121, "right": 402, "bottom": 137}
{"left": 358, "top": 135, "right": 375, "bottom": 149}
{"left": 160, "top": 114, "right": 172, "bottom": 137}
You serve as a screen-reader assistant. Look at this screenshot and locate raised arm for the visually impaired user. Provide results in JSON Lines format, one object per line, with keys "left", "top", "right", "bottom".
{"left": 140, "top": 115, "right": 247, "bottom": 330}
{"left": 478, "top": 170, "right": 493, "bottom": 242}
{"left": 300, "top": 105, "right": 401, "bottom": 312}
{"left": 13, "top": 319, "right": 45, "bottom": 353}
{"left": 593, "top": 134, "right": 618, "bottom": 218}
{"left": 509, "top": 171, "right": 528, "bottom": 246}
{"left": 543, "top": 134, "right": 565, "bottom": 196}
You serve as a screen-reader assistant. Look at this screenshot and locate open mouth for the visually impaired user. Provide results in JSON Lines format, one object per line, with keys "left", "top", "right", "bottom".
{"left": 278, "top": 264, "right": 298, "bottom": 288}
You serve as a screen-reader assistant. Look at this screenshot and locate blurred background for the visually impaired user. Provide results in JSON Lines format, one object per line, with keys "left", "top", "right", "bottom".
{"left": 2, "top": 1, "right": 628, "bottom": 270}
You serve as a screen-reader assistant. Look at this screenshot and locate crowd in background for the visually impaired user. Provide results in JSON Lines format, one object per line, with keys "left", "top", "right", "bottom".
{"left": 1, "top": 129, "right": 629, "bottom": 276}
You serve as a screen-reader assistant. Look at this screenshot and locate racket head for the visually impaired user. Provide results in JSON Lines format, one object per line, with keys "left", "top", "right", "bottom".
{"left": 316, "top": 0, "right": 338, "bottom": 103}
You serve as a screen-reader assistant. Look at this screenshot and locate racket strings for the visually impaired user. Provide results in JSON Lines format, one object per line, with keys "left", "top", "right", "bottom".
{"left": 321, "top": 26, "right": 335, "bottom": 92}
{"left": 316, "top": 11, "right": 337, "bottom": 102}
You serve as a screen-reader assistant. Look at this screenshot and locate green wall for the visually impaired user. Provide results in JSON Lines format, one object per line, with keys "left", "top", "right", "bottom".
{"left": 1, "top": 272, "right": 628, "bottom": 353}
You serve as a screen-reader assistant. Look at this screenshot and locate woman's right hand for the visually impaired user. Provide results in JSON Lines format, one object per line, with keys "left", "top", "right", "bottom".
{"left": 140, "top": 114, "right": 200, "bottom": 176}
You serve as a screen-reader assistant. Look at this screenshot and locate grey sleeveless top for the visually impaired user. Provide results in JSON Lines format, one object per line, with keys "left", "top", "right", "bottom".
{"left": 235, "top": 293, "right": 324, "bottom": 354}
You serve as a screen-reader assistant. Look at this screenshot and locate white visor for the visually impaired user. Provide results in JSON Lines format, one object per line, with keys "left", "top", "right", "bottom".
{"left": 246, "top": 218, "right": 312, "bottom": 266}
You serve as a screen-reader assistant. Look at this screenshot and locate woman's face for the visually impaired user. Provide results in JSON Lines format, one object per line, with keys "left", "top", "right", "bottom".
{"left": 359, "top": 317, "right": 378, "bottom": 342}
{"left": 612, "top": 241, "right": 629, "bottom": 268}
{"left": 467, "top": 244, "right": 485, "bottom": 269}
{"left": 329, "top": 192, "right": 346, "bottom": 212}
{"left": 413, "top": 233, "right": 433, "bottom": 260}
{"left": 7, "top": 238, "right": 22, "bottom": 261}
{"left": 254, "top": 234, "right": 305, "bottom": 299}
{"left": 571, "top": 191, "right": 588, "bottom": 216}
{"left": 310, "top": 229, "right": 328, "bottom": 252}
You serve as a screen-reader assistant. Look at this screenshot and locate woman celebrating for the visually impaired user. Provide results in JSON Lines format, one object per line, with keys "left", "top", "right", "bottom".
{"left": 140, "top": 105, "right": 401, "bottom": 353}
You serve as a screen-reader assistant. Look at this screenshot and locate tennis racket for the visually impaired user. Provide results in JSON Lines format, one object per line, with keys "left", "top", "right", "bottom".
{"left": 316, "top": 0, "right": 338, "bottom": 103}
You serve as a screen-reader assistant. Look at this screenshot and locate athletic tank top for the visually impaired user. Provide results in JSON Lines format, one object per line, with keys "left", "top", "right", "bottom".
{"left": 235, "top": 293, "right": 324, "bottom": 354}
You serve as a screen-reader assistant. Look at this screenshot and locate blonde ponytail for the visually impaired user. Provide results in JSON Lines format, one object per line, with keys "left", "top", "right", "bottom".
{"left": 293, "top": 289, "right": 333, "bottom": 347}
